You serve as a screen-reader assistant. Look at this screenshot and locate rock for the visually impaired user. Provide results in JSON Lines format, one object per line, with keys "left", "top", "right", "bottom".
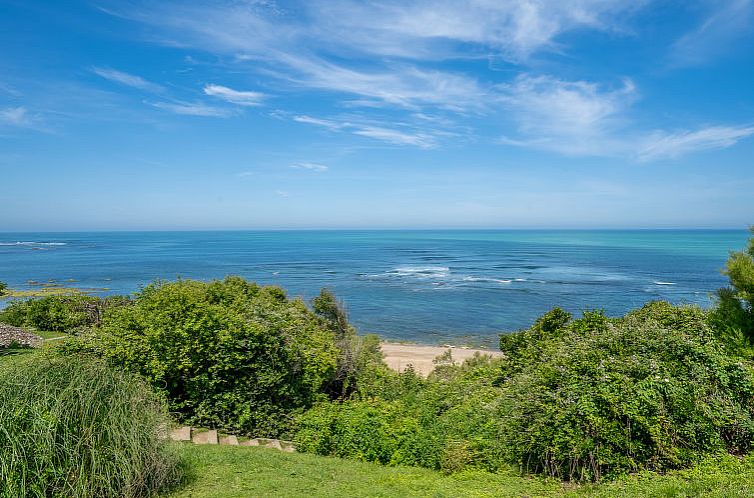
{"left": 266, "top": 439, "right": 283, "bottom": 450}
{"left": 220, "top": 435, "right": 239, "bottom": 446}
{"left": 192, "top": 430, "right": 218, "bottom": 445}
{"left": 0, "top": 324, "right": 43, "bottom": 348}
{"left": 170, "top": 426, "right": 192, "bottom": 442}
{"left": 279, "top": 440, "right": 296, "bottom": 453}
{"left": 240, "top": 438, "right": 260, "bottom": 446}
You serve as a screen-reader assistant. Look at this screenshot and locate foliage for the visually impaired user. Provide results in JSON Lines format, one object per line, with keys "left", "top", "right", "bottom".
{"left": 0, "top": 353, "right": 180, "bottom": 498}
{"left": 73, "top": 277, "right": 341, "bottom": 437}
{"left": 709, "top": 227, "right": 754, "bottom": 347}
{"left": 0, "top": 281, "right": 6, "bottom": 296}
{"left": 296, "top": 354, "right": 508, "bottom": 473}
{"left": 297, "top": 301, "right": 754, "bottom": 482}
{"left": 0, "top": 294, "right": 122, "bottom": 332}
{"left": 497, "top": 310, "right": 754, "bottom": 481}
{"left": 312, "top": 289, "right": 385, "bottom": 398}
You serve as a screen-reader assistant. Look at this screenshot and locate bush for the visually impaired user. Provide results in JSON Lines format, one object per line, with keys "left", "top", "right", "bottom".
{"left": 296, "top": 355, "right": 508, "bottom": 473}
{"left": 85, "top": 277, "right": 340, "bottom": 437}
{"left": 497, "top": 311, "right": 754, "bottom": 481}
{"left": 0, "top": 295, "right": 121, "bottom": 332}
{"left": 0, "top": 354, "right": 180, "bottom": 498}
{"left": 298, "top": 303, "right": 754, "bottom": 482}
{"left": 0, "top": 281, "right": 7, "bottom": 296}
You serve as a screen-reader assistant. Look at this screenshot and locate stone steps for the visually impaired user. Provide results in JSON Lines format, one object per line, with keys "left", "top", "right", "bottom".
{"left": 169, "top": 426, "right": 295, "bottom": 452}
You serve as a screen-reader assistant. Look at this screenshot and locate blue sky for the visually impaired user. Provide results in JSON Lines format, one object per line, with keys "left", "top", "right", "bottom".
{"left": 1, "top": 0, "right": 753, "bottom": 230}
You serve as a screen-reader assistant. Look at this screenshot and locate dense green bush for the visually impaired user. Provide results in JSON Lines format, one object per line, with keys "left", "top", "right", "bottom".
{"left": 296, "top": 354, "right": 508, "bottom": 473}
{"left": 297, "top": 301, "right": 754, "bottom": 481}
{"left": 498, "top": 309, "right": 754, "bottom": 481}
{"left": 0, "top": 294, "right": 121, "bottom": 332}
{"left": 69, "top": 277, "right": 342, "bottom": 437}
{"left": 0, "top": 354, "right": 180, "bottom": 498}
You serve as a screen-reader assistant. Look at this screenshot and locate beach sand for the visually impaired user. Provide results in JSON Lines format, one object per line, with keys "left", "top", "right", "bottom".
{"left": 380, "top": 342, "right": 504, "bottom": 376}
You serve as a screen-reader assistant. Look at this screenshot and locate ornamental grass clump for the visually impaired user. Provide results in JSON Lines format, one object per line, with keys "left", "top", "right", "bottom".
{"left": 0, "top": 354, "right": 181, "bottom": 498}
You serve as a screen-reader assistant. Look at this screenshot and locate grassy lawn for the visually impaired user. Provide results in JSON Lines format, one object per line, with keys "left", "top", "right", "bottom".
{"left": 168, "top": 444, "right": 560, "bottom": 498}
{"left": 166, "top": 444, "right": 754, "bottom": 498}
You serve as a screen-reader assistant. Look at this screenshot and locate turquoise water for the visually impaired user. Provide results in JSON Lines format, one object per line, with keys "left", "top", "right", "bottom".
{"left": 0, "top": 230, "right": 748, "bottom": 345}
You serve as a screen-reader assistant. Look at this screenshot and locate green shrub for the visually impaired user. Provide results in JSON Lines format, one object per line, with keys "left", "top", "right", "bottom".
{"left": 86, "top": 277, "right": 340, "bottom": 437}
{"left": 0, "top": 295, "right": 119, "bottom": 332}
{"left": 298, "top": 303, "right": 754, "bottom": 482}
{"left": 0, "top": 281, "right": 7, "bottom": 296}
{"left": 0, "top": 354, "right": 180, "bottom": 498}
{"left": 498, "top": 313, "right": 754, "bottom": 481}
{"left": 296, "top": 355, "right": 508, "bottom": 473}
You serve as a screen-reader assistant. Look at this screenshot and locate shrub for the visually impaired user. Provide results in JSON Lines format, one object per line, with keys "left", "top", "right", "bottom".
{"left": 0, "top": 354, "right": 180, "bottom": 498}
{"left": 497, "top": 313, "right": 754, "bottom": 481}
{"left": 0, "top": 281, "right": 7, "bottom": 296}
{"left": 88, "top": 277, "right": 340, "bottom": 437}
{"left": 0, "top": 295, "right": 120, "bottom": 332}
{"left": 296, "top": 355, "right": 508, "bottom": 473}
{"left": 708, "top": 229, "right": 754, "bottom": 352}
{"left": 298, "top": 303, "right": 754, "bottom": 482}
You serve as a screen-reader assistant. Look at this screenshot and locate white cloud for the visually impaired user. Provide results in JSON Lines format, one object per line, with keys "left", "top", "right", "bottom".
{"left": 150, "top": 101, "right": 235, "bottom": 117}
{"left": 237, "top": 171, "right": 255, "bottom": 178}
{"left": 638, "top": 125, "right": 754, "bottom": 161}
{"left": 497, "top": 74, "right": 636, "bottom": 155}
{"left": 92, "top": 67, "right": 164, "bottom": 93}
{"left": 103, "top": 1, "right": 754, "bottom": 161}
{"left": 291, "top": 162, "right": 328, "bottom": 172}
{"left": 293, "top": 115, "right": 345, "bottom": 129}
{"left": 309, "top": 0, "right": 645, "bottom": 62}
{"left": 276, "top": 54, "right": 485, "bottom": 110}
{"left": 0, "top": 107, "right": 33, "bottom": 127}
{"left": 204, "top": 84, "right": 265, "bottom": 106}
{"left": 293, "top": 113, "right": 439, "bottom": 148}
{"left": 275, "top": 190, "right": 290, "bottom": 197}
{"left": 352, "top": 125, "right": 435, "bottom": 148}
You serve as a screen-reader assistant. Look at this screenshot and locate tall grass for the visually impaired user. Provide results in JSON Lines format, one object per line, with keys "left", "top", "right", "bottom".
{"left": 0, "top": 354, "right": 182, "bottom": 497}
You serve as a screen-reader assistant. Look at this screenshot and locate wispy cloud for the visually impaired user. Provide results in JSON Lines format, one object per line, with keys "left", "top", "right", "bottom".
{"left": 101, "top": 1, "right": 754, "bottom": 161}
{"left": 293, "top": 115, "right": 345, "bottom": 129}
{"left": 204, "top": 84, "right": 265, "bottom": 106}
{"left": 638, "top": 125, "right": 754, "bottom": 161}
{"left": 497, "top": 74, "right": 636, "bottom": 155}
{"left": 294, "top": 113, "right": 439, "bottom": 148}
{"left": 309, "top": 0, "right": 646, "bottom": 62}
{"left": 150, "top": 100, "right": 235, "bottom": 117}
{"left": 352, "top": 125, "right": 435, "bottom": 148}
{"left": 291, "top": 162, "right": 328, "bottom": 172}
{"left": 670, "top": 0, "right": 754, "bottom": 67}
{"left": 0, "top": 106, "right": 34, "bottom": 127}
{"left": 236, "top": 171, "right": 255, "bottom": 178}
{"left": 92, "top": 67, "right": 164, "bottom": 93}
{"left": 275, "top": 190, "right": 290, "bottom": 197}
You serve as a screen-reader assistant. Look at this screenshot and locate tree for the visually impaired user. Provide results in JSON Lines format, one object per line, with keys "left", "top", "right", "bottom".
{"left": 0, "top": 281, "right": 6, "bottom": 296}
{"left": 711, "top": 227, "right": 754, "bottom": 343}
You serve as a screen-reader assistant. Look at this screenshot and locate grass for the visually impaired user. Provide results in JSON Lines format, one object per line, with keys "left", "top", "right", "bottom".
{"left": 165, "top": 444, "right": 754, "bottom": 498}
{"left": 0, "top": 353, "right": 181, "bottom": 498}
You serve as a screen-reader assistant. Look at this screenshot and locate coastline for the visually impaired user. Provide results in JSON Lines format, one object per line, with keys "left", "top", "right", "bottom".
{"left": 380, "top": 341, "right": 504, "bottom": 376}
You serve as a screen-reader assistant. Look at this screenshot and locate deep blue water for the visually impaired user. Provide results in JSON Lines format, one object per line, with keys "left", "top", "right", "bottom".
{"left": 0, "top": 230, "right": 748, "bottom": 345}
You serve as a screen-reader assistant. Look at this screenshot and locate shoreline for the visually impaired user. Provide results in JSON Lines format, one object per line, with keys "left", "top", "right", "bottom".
{"left": 380, "top": 341, "right": 503, "bottom": 376}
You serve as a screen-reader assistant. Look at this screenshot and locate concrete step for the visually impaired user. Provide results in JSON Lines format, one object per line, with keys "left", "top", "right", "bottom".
{"left": 170, "top": 426, "right": 192, "bottom": 442}
{"left": 220, "top": 435, "right": 239, "bottom": 446}
{"left": 193, "top": 429, "right": 218, "bottom": 445}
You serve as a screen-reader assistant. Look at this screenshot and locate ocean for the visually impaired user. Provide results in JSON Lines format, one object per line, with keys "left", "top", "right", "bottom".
{"left": 0, "top": 230, "right": 748, "bottom": 345}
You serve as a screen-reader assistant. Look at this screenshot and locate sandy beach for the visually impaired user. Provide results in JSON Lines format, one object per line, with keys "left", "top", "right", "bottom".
{"left": 380, "top": 342, "right": 504, "bottom": 376}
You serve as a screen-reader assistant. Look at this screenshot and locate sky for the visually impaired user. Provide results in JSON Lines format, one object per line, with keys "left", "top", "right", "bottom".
{"left": 0, "top": 0, "right": 753, "bottom": 230}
